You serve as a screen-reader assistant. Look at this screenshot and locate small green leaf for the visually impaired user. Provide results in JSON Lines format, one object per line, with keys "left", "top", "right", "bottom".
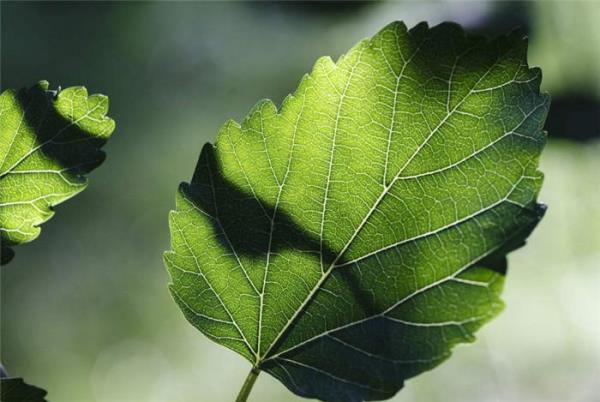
{"left": 165, "top": 21, "right": 549, "bottom": 401}
{"left": 0, "top": 81, "right": 115, "bottom": 264}
{"left": 0, "top": 377, "right": 47, "bottom": 402}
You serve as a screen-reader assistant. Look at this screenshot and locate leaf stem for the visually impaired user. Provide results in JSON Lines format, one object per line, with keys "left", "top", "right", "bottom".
{"left": 235, "top": 367, "right": 260, "bottom": 402}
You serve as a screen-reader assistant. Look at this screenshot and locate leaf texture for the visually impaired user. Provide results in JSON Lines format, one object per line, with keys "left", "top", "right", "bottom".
{"left": 165, "top": 21, "right": 549, "bottom": 401}
{"left": 0, "top": 81, "right": 115, "bottom": 264}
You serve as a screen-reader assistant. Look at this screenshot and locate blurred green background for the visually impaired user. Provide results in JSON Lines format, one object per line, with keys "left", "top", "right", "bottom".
{"left": 1, "top": 1, "right": 599, "bottom": 401}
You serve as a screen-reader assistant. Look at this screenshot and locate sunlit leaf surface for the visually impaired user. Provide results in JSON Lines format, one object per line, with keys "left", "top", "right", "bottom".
{"left": 0, "top": 81, "right": 115, "bottom": 264}
{"left": 165, "top": 21, "right": 549, "bottom": 401}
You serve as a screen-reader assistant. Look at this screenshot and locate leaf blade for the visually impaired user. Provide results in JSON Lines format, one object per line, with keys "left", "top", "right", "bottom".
{"left": 0, "top": 81, "right": 115, "bottom": 264}
{"left": 166, "top": 21, "right": 549, "bottom": 401}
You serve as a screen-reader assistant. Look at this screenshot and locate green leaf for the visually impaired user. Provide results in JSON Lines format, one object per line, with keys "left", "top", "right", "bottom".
{"left": 0, "top": 81, "right": 115, "bottom": 264}
{"left": 0, "top": 377, "right": 48, "bottom": 402}
{"left": 165, "top": 21, "right": 549, "bottom": 401}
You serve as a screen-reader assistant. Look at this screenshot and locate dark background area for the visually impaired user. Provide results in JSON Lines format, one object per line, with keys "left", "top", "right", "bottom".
{"left": 1, "top": 2, "right": 599, "bottom": 402}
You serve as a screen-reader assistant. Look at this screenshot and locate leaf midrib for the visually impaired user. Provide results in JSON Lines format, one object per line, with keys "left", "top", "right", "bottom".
{"left": 256, "top": 48, "right": 506, "bottom": 365}
{"left": 262, "top": 207, "right": 529, "bottom": 364}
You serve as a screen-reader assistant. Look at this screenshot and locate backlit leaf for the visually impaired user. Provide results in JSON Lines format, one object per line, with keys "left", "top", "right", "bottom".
{"left": 0, "top": 81, "right": 115, "bottom": 264}
{"left": 165, "top": 21, "right": 549, "bottom": 401}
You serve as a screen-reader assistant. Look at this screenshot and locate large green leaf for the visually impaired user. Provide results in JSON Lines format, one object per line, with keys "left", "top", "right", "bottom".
{"left": 165, "top": 22, "right": 549, "bottom": 401}
{"left": 0, "top": 81, "right": 115, "bottom": 264}
{"left": 0, "top": 377, "right": 47, "bottom": 402}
